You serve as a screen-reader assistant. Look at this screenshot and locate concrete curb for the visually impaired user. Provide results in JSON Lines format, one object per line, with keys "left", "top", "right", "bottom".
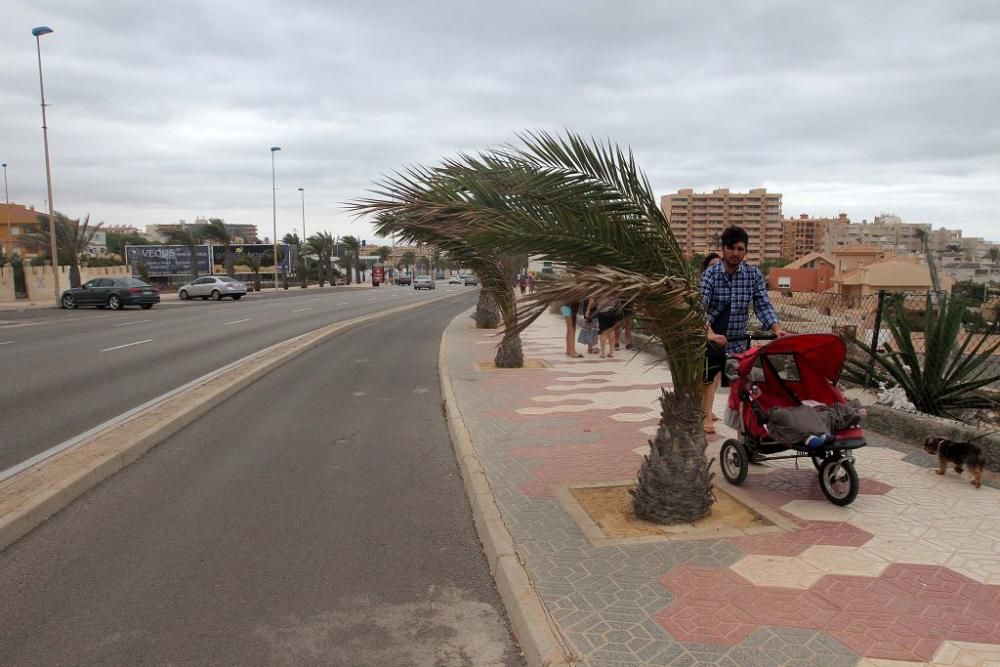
{"left": 438, "top": 310, "right": 577, "bottom": 667}
{"left": 0, "top": 292, "right": 462, "bottom": 552}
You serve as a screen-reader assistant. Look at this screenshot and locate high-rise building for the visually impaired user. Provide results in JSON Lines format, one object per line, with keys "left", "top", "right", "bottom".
{"left": 659, "top": 188, "right": 783, "bottom": 264}
{"left": 780, "top": 213, "right": 850, "bottom": 260}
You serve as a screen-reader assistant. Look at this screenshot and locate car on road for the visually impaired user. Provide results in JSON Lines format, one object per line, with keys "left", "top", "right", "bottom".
{"left": 177, "top": 276, "right": 247, "bottom": 301}
{"left": 413, "top": 275, "right": 436, "bottom": 290}
{"left": 395, "top": 275, "right": 412, "bottom": 286}
{"left": 61, "top": 277, "right": 160, "bottom": 310}
{"left": 462, "top": 274, "right": 480, "bottom": 286}
{"left": 448, "top": 275, "right": 463, "bottom": 284}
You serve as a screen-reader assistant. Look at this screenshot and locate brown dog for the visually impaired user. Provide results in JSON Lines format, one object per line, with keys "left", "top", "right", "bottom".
{"left": 924, "top": 436, "right": 985, "bottom": 488}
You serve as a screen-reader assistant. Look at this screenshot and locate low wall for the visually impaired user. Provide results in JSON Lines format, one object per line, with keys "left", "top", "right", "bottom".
{"left": 17, "top": 265, "right": 131, "bottom": 302}
{"left": 0, "top": 266, "right": 14, "bottom": 303}
{"left": 865, "top": 404, "right": 1000, "bottom": 472}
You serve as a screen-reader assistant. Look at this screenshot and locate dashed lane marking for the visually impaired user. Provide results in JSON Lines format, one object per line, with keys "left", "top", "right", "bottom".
{"left": 223, "top": 318, "right": 251, "bottom": 326}
{"left": 112, "top": 319, "right": 152, "bottom": 328}
{"left": 101, "top": 339, "right": 153, "bottom": 352}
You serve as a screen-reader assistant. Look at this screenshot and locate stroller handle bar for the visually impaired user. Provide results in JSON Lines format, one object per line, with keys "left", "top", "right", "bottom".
{"left": 741, "top": 331, "right": 778, "bottom": 342}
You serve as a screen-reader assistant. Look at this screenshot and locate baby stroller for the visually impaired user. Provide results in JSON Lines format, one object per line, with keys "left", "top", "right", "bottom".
{"left": 719, "top": 333, "right": 867, "bottom": 506}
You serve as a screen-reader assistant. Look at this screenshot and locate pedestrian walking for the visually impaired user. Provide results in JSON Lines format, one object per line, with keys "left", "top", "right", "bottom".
{"left": 562, "top": 301, "right": 583, "bottom": 358}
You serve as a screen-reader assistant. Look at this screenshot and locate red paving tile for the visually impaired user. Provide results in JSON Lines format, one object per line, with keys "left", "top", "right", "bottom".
{"left": 728, "top": 520, "right": 873, "bottom": 556}
{"left": 656, "top": 563, "right": 1000, "bottom": 661}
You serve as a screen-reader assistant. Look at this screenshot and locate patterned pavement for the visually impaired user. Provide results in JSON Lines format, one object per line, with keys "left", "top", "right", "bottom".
{"left": 443, "top": 310, "right": 1000, "bottom": 666}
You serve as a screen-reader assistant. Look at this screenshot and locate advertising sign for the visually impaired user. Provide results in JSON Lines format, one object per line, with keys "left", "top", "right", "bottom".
{"left": 371, "top": 264, "right": 385, "bottom": 286}
{"left": 213, "top": 244, "right": 292, "bottom": 275}
{"left": 125, "top": 245, "right": 211, "bottom": 277}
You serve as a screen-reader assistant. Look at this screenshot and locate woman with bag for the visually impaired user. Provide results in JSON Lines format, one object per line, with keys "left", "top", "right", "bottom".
{"left": 562, "top": 301, "right": 584, "bottom": 358}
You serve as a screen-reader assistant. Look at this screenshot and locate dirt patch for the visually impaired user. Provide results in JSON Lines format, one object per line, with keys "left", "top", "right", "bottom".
{"left": 569, "top": 483, "right": 773, "bottom": 539}
{"left": 476, "top": 359, "right": 548, "bottom": 370}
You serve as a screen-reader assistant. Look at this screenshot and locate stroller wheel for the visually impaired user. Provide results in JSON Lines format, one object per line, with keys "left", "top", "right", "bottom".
{"left": 720, "top": 439, "right": 749, "bottom": 485}
{"left": 818, "top": 457, "right": 859, "bottom": 506}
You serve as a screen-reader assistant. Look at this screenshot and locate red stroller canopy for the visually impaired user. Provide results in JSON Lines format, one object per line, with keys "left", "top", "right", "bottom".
{"left": 735, "top": 333, "right": 847, "bottom": 385}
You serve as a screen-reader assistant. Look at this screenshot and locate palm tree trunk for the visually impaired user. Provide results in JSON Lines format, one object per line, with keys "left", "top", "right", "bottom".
{"left": 69, "top": 262, "right": 81, "bottom": 288}
{"left": 224, "top": 246, "right": 234, "bottom": 278}
{"left": 631, "top": 386, "right": 715, "bottom": 524}
{"left": 189, "top": 243, "right": 199, "bottom": 280}
{"left": 474, "top": 290, "right": 500, "bottom": 328}
{"left": 494, "top": 329, "right": 523, "bottom": 368}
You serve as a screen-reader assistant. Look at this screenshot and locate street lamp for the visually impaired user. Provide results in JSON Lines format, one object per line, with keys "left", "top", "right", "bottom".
{"left": 32, "top": 26, "right": 60, "bottom": 305}
{"left": 2, "top": 163, "right": 10, "bottom": 258}
{"left": 270, "top": 146, "right": 281, "bottom": 291}
{"left": 298, "top": 187, "right": 306, "bottom": 286}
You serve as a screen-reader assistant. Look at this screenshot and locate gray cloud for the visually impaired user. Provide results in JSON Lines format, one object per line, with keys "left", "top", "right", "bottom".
{"left": 2, "top": 0, "right": 998, "bottom": 243}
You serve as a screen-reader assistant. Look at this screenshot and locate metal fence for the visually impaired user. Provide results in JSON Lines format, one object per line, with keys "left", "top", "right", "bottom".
{"left": 768, "top": 290, "right": 1000, "bottom": 394}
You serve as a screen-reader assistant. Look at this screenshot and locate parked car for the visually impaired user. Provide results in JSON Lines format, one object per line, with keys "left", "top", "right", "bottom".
{"left": 395, "top": 275, "right": 412, "bottom": 286}
{"left": 413, "top": 275, "right": 436, "bottom": 290}
{"left": 177, "top": 276, "right": 247, "bottom": 301}
{"left": 448, "top": 275, "right": 463, "bottom": 284}
{"left": 61, "top": 277, "right": 160, "bottom": 310}
{"left": 462, "top": 274, "right": 480, "bottom": 286}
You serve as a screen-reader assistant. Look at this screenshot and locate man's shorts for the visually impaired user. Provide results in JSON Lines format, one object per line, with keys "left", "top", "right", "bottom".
{"left": 703, "top": 341, "right": 728, "bottom": 386}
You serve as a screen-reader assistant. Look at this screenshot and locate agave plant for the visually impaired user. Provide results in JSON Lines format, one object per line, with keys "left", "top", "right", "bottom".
{"left": 865, "top": 294, "right": 1000, "bottom": 420}
{"left": 351, "top": 131, "right": 713, "bottom": 523}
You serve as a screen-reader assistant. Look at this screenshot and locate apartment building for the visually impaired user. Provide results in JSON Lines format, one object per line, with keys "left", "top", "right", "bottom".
{"left": 0, "top": 202, "right": 48, "bottom": 258}
{"left": 780, "top": 213, "right": 849, "bottom": 260}
{"left": 146, "top": 219, "right": 259, "bottom": 244}
{"left": 659, "top": 188, "right": 783, "bottom": 263}
{"left": 822, "top": 216, "right": 932, "bottom": 255}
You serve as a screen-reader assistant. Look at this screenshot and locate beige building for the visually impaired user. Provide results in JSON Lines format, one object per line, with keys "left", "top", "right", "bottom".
{"left": 781, "top": 213, "right": 849, "bottom": 260}
{"left": 823, "top": 217, "right": 932, "bottom": 255}
{"left": 835, "top": 256, "right": 954, "bottom": 299}
{"left": 659, "top": 188, "right": 783, "bottom": 264}
{"left": 829, "top": 244, "right": 893, "bottom": 275}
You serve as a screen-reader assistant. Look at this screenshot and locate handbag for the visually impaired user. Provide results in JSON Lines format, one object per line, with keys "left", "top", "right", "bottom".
{"left": 577, "top": 323, "right": 598, "bottom": 346}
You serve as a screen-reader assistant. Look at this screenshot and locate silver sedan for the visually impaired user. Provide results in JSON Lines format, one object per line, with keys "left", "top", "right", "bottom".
{"left": 178, "top": 276, "right": 248, "bottom": 301}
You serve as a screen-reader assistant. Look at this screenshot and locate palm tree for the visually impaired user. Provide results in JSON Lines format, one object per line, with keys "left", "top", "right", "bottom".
{"left": 201, "top": 218, "right": 235, "bottom": 277}
{"left": 914, "top": 226, "right": 942, "bottom": 293}
{"left": 342, "top": 235, "right": 362, "bottom": 284}
{"left": 400, "top": 250, "right": 416, "bottom": 275}
{"left": 25, "top": 213, "right": 104, "bottom": 288}
{"left": 377, "top": 245, "right": 391, "bottom": 264}
{"left": 305, "top": 232, "right": 334, "bottom": 287}
{"left": 162, "top": 225, "right": 203, "bottom": 281}
{"left": 352, "top": 131, "right": 711, "bottom": 524}
{"left": 988, "top": 247, "right": 1000, "bottom": 288}
{"left": 282, "top": 233, "right": 307, "bottom": 287}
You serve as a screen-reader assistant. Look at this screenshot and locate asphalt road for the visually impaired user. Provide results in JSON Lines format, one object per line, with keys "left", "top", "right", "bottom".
{"left": 0, "top": 293, "right": 523, "bottom": 666}
{"left": 0, "top": 283, "right": 473, "bottom": 472}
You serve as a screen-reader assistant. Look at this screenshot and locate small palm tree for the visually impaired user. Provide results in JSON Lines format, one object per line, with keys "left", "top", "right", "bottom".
{"left": 24, "top": 213, "right": 104, "bottom": 288}
{"left": 305, "top": 232, "right": 334, "bottom": 287}
{"left": 401, "top": 250, "right": 416, "bottom": 275}
{"left": 352, "top": 131, "right": 712, "bottom": 523}
{"left": 201, "top": 218, "right": 235, "bottom": 277}
{"left": 988, "top": 247, "right": 1000, "bottom": 287}
{"left": 378, "top": 245, "right": 391, "bottom": 264}
{"left": 162, "top": 226, "right": 203, "bottom": 281}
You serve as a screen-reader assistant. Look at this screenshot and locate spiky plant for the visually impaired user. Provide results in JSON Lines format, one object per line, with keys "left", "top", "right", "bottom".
{"left": 351, "top": 131, "right": 714, "bottom": 522}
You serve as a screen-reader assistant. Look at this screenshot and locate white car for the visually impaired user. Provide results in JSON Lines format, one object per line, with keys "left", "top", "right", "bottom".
{"left": 448, "top": 275, "right": 463, "bottom": 284}
{"left": 178, "top": 276, "right": 247, "bottom": 301}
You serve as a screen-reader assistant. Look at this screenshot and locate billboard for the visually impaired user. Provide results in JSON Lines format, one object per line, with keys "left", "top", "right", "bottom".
{"left": 125, "top": 245, "right": 211, "bottom": 277}
{"left": 214, "top": 244, "right": 292, "bottom": 275}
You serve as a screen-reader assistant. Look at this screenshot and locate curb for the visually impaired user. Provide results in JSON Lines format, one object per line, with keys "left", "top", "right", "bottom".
{"left": 0, "top": 292, "right": 463, "bottom": 553}
{"left": 438, "top": 309, "right": 576, "bottom": 667}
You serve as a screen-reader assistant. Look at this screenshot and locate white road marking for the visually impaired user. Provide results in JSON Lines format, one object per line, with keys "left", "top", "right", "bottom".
{"left": 113, "top": 319, "right": 152, "bottom": 328}
{"left": 223, "top": 318, "right": 251, "bottom": 326}
{"left": 336, "top": 302, "right": 348, "bottom": 305}
{"left": 101, "top": 339, "right": 153, "bottom": 352}
{"left": 0, "top": 341, "right": 14, "bottom": 346}
{"left": 292, "top": 308, "right": 312, "bottom": 313}
{"left": 367, "top": 297, "right": 376, "bottom": 301}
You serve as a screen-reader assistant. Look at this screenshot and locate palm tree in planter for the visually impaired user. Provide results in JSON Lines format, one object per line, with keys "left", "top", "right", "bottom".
{"left": 162, "top": 226, "right": 204, "bottom": 282}
{"left": 201, "top": 218, "right": 235, "bottom": 277}
{"left": 25, "top": 213, "right": 104, "bottom": 288}
{"left": 354, "top": 131, "right": 712, "bottom": 523}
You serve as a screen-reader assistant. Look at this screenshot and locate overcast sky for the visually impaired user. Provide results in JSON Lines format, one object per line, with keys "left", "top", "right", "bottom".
{"left": 3, "top": 1, "right": 999, "bottom": 245}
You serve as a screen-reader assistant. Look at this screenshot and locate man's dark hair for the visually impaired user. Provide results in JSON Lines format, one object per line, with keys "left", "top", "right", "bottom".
{"left": 720, "top": 225, "right": 749, "bottom": 248}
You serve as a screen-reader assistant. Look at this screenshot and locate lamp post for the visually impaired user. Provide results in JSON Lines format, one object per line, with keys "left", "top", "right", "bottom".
{"left": 298, "top": 187, "right": 306, "bottom": 285}
{"left": 2, "top": 162, "right": 9, "bottom": 258}
{"left": 32, "top": 26, "right": 60, "bottom": 304}
{"left": 270, "top": 146, "right": 281, "bottom": 291}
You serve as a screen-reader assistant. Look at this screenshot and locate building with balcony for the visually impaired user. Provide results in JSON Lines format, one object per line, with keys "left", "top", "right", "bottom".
{"left": 0, "top": 202, "right": 49, "bottom": 258}
{"left": 781, "top": 213, "right": 849, "bottom": 260}
{"left": 659, "top": 188, "right": 784, "bottom": 264}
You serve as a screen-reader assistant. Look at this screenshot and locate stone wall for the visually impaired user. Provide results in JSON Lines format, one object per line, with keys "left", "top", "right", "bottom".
{"left": 13, "top": 265, "right": 131, "bottom": 302}
{"left": 865, "top": 404, "right": 1000, "bottom": 472}
{"left": 0, "top": 266, "right": 14, "bottom": 303}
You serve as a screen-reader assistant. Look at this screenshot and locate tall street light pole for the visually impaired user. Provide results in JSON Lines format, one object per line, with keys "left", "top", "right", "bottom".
{"left": 298, "top": 187, "right": 306, "bottom": 285}
{"left": 270, "top": 146, "right": 281, "bottom": 292}
{"left": 2, "top": 162, "right": 10, "bottom": 258}
{"left": 32, "top": 26, "right": 60, "bottom": 305}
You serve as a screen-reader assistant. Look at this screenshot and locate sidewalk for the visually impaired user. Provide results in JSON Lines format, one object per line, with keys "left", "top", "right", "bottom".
{"left": 442, "top": 309, "right": 1000, "bottom": 666}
